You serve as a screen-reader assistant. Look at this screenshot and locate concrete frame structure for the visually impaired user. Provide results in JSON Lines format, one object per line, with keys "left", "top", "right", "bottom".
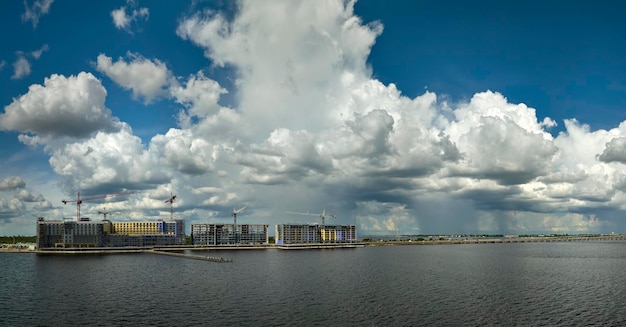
{"left": 112, "top": 220, "right": 185, "bottom": 244}
{"left": 191, "top": 223, "right": 269, "bottom": 245}
{"left": 276, "top": 224, "right": 357, "bottom": 245}
{"left": 36, "top": 218, "right": 185, "bottom": 248}
{"left": 37, "top": 218, "right": 105, "bottom": 248}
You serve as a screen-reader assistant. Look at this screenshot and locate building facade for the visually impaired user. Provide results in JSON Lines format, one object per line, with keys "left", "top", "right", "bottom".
{"left": 36, "top": 218, "right": 185, "bottom": 248}
{"left": 111, "top": 220, "right": 185, "bottom": 245}
{"left": 37, "top": 218, "right": 105, "bottom": 248}
{"left": 275, "top": 224, "right": 357, "bottom": 245}
{"left": 191, "top": 223, "right": 269, "bottom": 245}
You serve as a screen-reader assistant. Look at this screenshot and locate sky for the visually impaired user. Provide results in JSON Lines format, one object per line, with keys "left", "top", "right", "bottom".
{"left": 1, "top": 0, "right": 626, "bottom": 236}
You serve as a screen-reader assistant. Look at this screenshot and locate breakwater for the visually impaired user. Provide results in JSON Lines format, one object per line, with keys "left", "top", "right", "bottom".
{"left": 34, "top": 247, "right": 232, "bottom": 262}
{"left": 148, "top": 250, "right": 232, "bottom": 262}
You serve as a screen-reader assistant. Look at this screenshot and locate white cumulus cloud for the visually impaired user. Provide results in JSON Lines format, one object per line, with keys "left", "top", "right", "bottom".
{"left": 96, "top": 53, "right": 171, "bottom": 104}
{"left": 170, "top": 71, "right": 228, "bottom": 128}
{"left": 0, "top": 177, "right": 26, "bottom": 191}
{"left": 177, "top": 0, "right": 383, "bottom": 136}
{"left": 111, "top": 1, "right": 149, "bottom": 32}
{"left": 31, "top": 44, "right": 49, "bottom": 59}
{"left": 0, "top": 72, "right": 121, "bottom": 147}
{"left": 11, "top": 56, "right": 31, "bottom": 80}
{"left": 6, "top": 0, "right": 626, "bottom": 235}
{"left": 21, "top": 0, "right": 53, "bottom": 29}
{"left": 11, "top": 45, "right": 49, "bottom": 80}
{"left": 49, "top": 125, "right": 169, "bottom": 194}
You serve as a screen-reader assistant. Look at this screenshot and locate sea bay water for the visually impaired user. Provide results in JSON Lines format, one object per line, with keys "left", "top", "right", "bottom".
{"left": 2, "top": 242, "right": 626, "bottom": 326}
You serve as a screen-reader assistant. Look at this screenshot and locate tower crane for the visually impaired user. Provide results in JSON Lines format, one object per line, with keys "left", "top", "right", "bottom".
{"left": 287, "top": 209, "right": 336, "bottom": 225}
{"left": 232, "top": 206, "right": 247, "bottom": 244}
{"left": 232, "top": 206, "right": 247, "bottom": 228}
{"left": 97, "top": 207, "right": 117, "bottom": 220}
{"left": 62, "top": 191, "right": 134, "bottom": 222}
{"left": 164, "top": 192, "right": 177, "bottom": 220}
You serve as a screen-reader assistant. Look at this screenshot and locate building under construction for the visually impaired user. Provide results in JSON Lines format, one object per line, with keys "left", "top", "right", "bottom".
{"left": 36, "top": 218, "right": 185, "bottom": 249}
{"left": 275, "top": 224, "right": 357, "bottom": 245}
{"left": 191, "top": 223, "right": 269, "bottom": 245}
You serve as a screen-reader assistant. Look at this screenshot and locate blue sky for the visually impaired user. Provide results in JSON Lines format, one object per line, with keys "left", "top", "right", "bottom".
{"left": 1, "top": 0, "right": 625, "bottom": 236}
{"left": 356, "top": 0, "right": 626, "bottom": 131}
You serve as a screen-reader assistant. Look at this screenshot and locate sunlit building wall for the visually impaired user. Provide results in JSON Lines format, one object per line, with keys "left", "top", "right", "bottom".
{"left": 36, "top": 218, "right": 185, "bottom": 248}
{"left": 112, "top": 222, "right": 161, "bottom": 235}
{"left": 111, "top": 220, "right": 185, "bottom": 244}
{"left": 275, "top": 224, "right": 357, "bottom": 245}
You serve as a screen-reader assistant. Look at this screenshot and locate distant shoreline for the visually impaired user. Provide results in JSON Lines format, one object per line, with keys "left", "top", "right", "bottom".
{"left": 364, "top": 234, "right": 626, "bottom": 246}
{"left": 3, "top": 235, "right": 625, "bottom": 254}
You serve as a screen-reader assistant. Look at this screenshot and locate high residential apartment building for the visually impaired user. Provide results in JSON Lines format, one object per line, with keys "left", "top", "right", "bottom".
{"left": 191, "top": 223, "right": 269, "bottom": 245}
{"left": 275, "top": 224, "right": 357, "bottom": 245}
{"left": 36, "top": 218, "right": 185, "bottom": 248}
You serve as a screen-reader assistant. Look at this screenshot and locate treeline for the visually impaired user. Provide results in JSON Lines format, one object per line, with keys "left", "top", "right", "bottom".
{"left": 0, "top": 236, "right": 36, "bottom": 243}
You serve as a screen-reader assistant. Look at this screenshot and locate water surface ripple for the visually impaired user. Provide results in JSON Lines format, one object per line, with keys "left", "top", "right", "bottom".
{"left": 2, "top": 242, "right": 626, "bottom": 326}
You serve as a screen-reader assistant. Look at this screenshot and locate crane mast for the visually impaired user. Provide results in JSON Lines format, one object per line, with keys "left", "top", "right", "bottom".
{"left": 232, "top": 206, "right": 247, "bottom": 244}
{"left": 97, "top": 207, "right": 115, "bottom": 220}
{"left": 164, "top": 193, "right": 177, "bottom": 220}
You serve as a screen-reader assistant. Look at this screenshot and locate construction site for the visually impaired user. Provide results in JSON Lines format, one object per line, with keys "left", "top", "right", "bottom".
{"left": 190, "top": 223, "right": 269, "bottom": 245}
{"left": 37, "top": 191, "right": 186, "bottom": 249}
{"left": 36, "top": 192, "right": 361, "bottom": 251}
{"left": 275, "top": 224, "right": 358, "bottom": 245}
{"left": 273, "top": 210, "right": 358, "bottom": 247}
{"left": 36, "top": 218, "right": 186, "bottom": 248}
